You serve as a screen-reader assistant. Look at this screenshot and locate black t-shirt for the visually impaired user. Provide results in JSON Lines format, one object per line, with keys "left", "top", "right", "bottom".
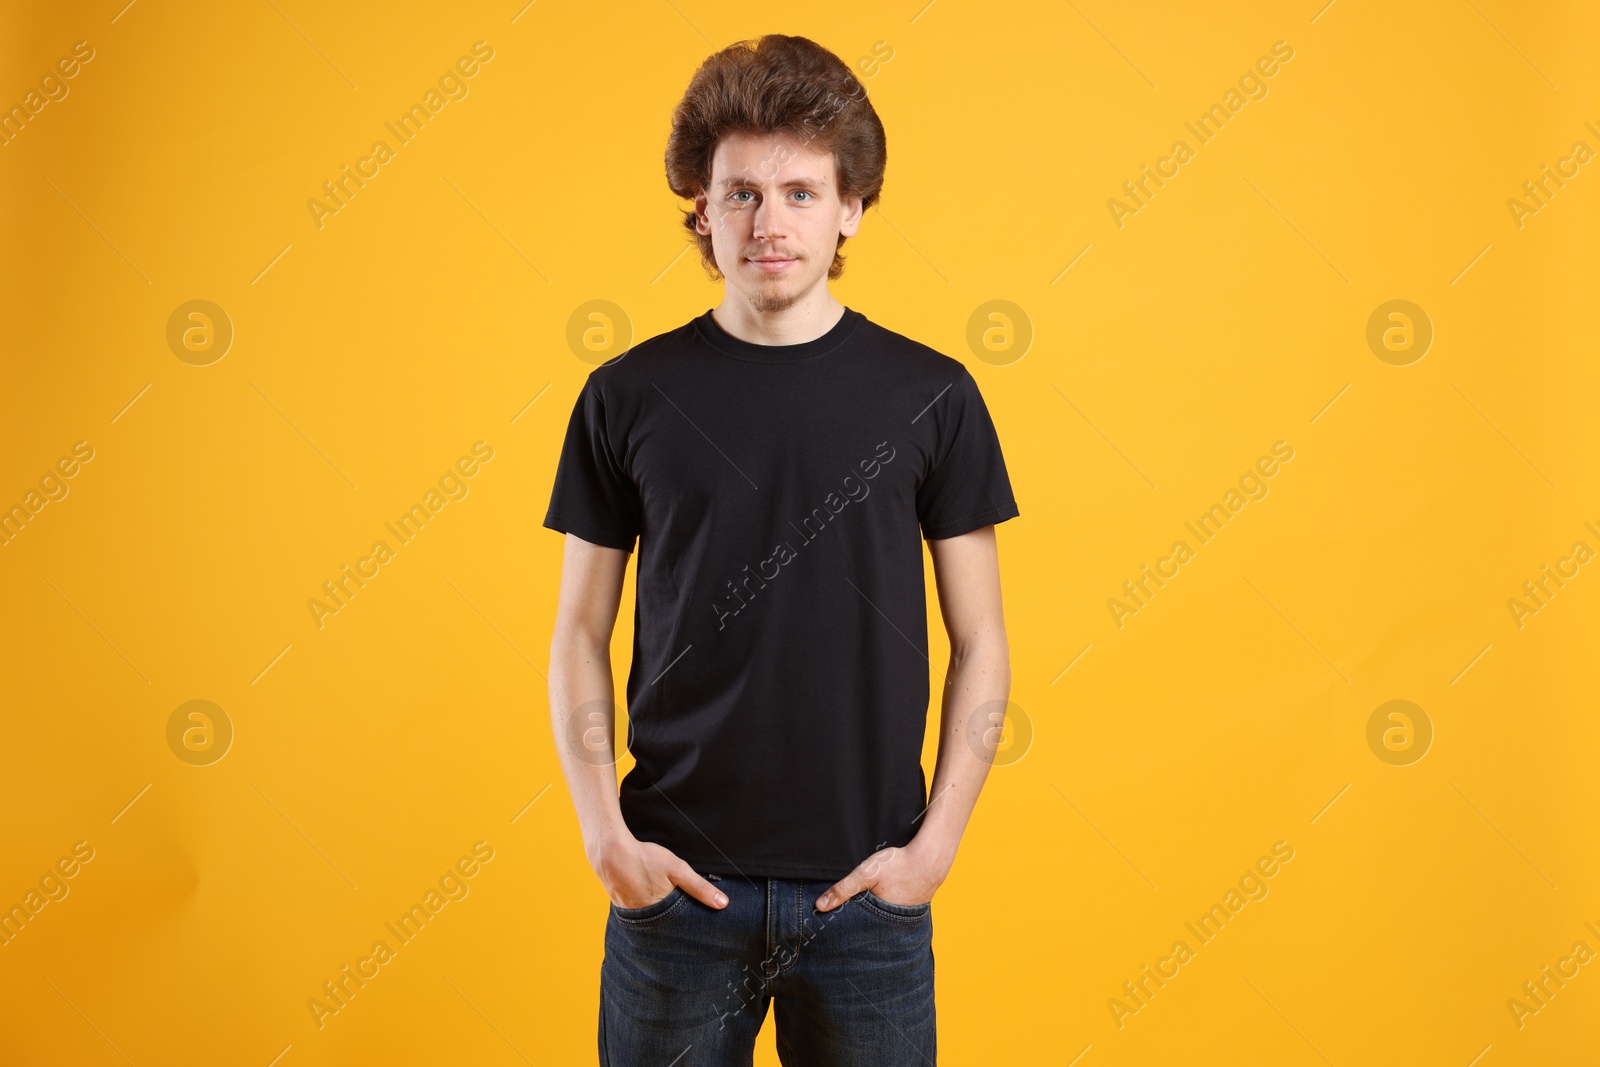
{"left": 543, "top": 305, "right": 1020, "bottom": 881}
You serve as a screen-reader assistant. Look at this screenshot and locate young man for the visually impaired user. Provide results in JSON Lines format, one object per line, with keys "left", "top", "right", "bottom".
{"left": 545, "top": 34, "right": 1020, "bottom": 1065}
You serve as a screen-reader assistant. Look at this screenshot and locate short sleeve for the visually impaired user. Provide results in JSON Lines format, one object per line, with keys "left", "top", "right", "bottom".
{"left": 915, "top": 369, "right": 1021, "bottom": 540}
{"left": 542, "top": 379, "right": 642, "bottom": 552}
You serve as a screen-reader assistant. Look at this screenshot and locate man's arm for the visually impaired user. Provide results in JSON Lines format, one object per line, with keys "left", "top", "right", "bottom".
{"left": 548, "top": 533, "right": 728, "bottom": 910}
{"left": 815, "top": 523, "right": 1012, "bottom": 910}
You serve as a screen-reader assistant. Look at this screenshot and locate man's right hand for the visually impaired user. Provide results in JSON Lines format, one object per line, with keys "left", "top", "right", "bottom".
{"left": 589, "top": 831, "right": 728, "bottom": 910}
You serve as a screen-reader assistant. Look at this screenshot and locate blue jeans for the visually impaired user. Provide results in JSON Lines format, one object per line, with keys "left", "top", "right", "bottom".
{"left": 599, "top": 872, "right": 936, "bottom": 1066}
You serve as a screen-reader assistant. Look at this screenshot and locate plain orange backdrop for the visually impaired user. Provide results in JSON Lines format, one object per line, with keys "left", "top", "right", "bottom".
{"left": 1, "top": 1, "right": 1597, "bottom": 1064}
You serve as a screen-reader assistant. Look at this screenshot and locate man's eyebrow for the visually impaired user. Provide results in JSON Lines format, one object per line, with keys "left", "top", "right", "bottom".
{"left": 717, "top": 175, "right": 829, "bottom": 190}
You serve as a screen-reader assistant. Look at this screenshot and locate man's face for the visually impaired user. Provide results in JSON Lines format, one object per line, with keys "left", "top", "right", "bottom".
{"left": 694, "top": 130, "right": 863, "bottom": 311}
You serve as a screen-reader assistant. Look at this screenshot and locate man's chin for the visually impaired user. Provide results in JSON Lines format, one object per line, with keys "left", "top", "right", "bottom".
{"left": 755, "top": 292, "right": 803, "bottom": 313}
{"left": 733, "top": 273, "right": 813, "bottom": 312}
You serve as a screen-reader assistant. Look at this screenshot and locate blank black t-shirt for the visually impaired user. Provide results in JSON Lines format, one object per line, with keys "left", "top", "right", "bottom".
{"left": 543, "top": 305, "right": 1020, "bottom": 881}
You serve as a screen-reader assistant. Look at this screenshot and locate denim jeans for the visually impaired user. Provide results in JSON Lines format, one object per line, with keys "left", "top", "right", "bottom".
{"left": 599, "top": 872, "right": 936, "bottom": 1066}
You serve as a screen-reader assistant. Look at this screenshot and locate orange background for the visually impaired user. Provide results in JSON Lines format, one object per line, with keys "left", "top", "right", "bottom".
{"left": 1, "top": 1, "right": 1597, "bottom": 1064}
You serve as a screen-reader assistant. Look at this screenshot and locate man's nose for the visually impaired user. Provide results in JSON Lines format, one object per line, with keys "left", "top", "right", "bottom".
{"left": 752, "top": 196, "right": 788, "bottom": 239}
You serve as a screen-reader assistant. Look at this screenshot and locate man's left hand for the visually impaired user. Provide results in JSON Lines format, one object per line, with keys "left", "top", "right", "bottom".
{"left": 813, "top": 838, "right": 951, "bottom": 912}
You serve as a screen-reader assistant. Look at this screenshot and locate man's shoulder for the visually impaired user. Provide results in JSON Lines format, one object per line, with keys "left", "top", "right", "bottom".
{"left": 851, "top": 310, "right": 976, "bottom": 382}
{"left": 579, "top": 315, "right": 695, "bottom": 388}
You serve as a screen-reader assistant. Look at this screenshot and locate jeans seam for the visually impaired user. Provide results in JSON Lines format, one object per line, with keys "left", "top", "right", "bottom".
{"left": 778, "top": 880, "right": 802, "bottom": 974}
{"left": 612, "top": 888, "right": 689, "bottom": 926}
{"left": 853, "top": 890, "right": 931, "bottom": 925}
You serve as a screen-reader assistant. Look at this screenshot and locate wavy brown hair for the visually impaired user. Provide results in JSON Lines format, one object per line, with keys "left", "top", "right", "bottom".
{"left": 665, "top": 34, "right": 887, "bottom": 281}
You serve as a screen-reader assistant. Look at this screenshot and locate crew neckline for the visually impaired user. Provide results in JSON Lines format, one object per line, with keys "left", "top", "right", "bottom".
{"left": 693, "top": 305, "right": 864, "bottom": 364}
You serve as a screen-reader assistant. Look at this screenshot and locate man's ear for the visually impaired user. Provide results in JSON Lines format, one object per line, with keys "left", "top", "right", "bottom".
{"left": 839, "top": 194, "right": 864, "bottom": 238}
{"left": 694, "top": 192, "right": 712, "bottom": 235}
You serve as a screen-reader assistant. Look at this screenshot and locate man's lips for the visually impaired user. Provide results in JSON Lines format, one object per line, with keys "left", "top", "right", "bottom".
{"left": 748, "top": 257, "right": 797, "bottom": 273}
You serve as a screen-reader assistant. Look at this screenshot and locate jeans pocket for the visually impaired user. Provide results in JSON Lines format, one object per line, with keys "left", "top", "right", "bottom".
{"left": 612, "top": 886, "right": 687, "bottom": 924}
{"left": 856, "top": 888, "right": 931, "bottom": 923}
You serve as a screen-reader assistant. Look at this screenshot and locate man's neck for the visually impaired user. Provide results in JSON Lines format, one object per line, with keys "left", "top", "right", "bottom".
{"left": 710, "top": 290, "right": 846, "bottom": 347}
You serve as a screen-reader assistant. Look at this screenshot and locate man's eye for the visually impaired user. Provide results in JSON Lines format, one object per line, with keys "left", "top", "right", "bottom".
{"left": 730, "top": 191, "right": 753, "bottom": 202}
{"left": 792, "top": 191, "right": 812, "bottom": 202}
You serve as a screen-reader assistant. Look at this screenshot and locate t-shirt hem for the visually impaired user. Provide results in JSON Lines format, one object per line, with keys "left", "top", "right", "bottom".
{"left": 671, "top": 852, "right": 859, "bottom": 882}
{"left": 922, "top": 501, "right": 1020, "bottom": 540}
{"left": 542, "top": 514, "right": 636, "bottom": 552}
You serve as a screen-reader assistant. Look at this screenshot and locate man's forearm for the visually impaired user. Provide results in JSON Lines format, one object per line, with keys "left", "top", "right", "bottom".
{"left": 549, "top": 636, "right": 632, "bottom": 860}
{"left": 913, "top": 639, "right": 1012, "bottom": 869}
